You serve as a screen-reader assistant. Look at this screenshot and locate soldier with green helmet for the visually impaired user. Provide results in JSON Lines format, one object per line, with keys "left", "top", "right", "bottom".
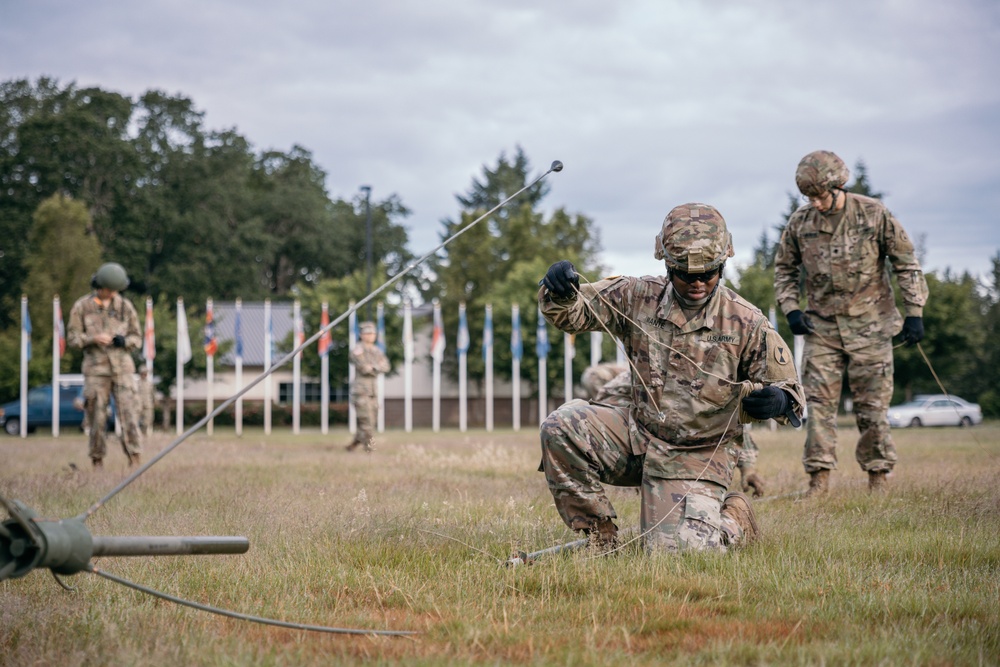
{"left": 67, "top": 262, "right": 144, "bottom": 468}
{"left": 538, "top": 203, "right": 804, "bottom": 553}
{"left": 775, "top": 150, "right": 929, "bottom": 495}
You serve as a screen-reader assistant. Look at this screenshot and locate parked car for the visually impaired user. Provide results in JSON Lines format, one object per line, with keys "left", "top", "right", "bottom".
{"left": 887, "top": 394, "right": 983, "bottom": 428}
{"left": 0, "top": 375, "right": 115, "bottom": 435}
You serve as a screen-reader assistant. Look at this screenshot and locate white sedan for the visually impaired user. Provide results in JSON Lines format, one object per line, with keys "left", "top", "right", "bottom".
{"left": 887, "top": 394, "right": 983, "bottom": 428}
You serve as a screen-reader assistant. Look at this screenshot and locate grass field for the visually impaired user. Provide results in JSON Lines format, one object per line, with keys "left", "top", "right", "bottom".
{"left": 2, "top": 419, "right": 999, "bottom": 666}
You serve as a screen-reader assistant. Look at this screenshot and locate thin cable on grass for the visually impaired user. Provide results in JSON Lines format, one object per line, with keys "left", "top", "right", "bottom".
{"left": 87, "top": 565, "right": 418, "bottom": 636}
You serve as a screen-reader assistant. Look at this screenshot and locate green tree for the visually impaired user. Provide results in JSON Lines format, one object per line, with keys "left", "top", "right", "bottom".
{"left": 0, "top": 78, "right": 136, "bottom": 326}
{"left": 22, "top": 194, "right": 105, "bottom": 375}
{"left": 429, "top": 149, "right": 603, "bottom": 393}
{"left": 892, "top": 271, "right": 983, "bottom": 404}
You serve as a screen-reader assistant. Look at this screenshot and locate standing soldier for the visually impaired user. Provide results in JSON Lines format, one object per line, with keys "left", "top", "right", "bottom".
{"left": 346, "top": 321, "right": 390, "bottom": 453}
{"left": 774, "top": 150, "right": 929, "bottom": 495}
{"left": 538, "top": 203, "right": 804, "bottom": 553}
{"left": 67, "top": 262, "right": 144, "bottom": 468}
{"left": 138, "top": 366, "right": 156, "bottom": 437}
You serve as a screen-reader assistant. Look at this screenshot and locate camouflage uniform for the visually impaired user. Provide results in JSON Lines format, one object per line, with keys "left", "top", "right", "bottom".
{"left": 67, "top": 292, "right": 143, "bottom": 464}
{"left": 775, "top": 191, "right": 928, "bottom": 476}
{"left": 347, "top": 332, "right": 390, "bottom": 452}
{"left": 539, "top": 272, "right": 803, "bottom": 552}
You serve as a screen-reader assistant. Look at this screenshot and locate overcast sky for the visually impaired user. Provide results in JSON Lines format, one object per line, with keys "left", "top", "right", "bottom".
{"left": 3, "top": 0, "right": 999, "bottom": 286}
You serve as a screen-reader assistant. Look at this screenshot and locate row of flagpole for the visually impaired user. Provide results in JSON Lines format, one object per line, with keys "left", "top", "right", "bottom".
{"left": 17, "top": 295, "right": 630, "bottom": 438}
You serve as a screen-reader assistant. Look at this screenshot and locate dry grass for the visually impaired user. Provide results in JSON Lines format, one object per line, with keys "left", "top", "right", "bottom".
{"left": 2, "top": 419, "right": 999, "bottom": 666}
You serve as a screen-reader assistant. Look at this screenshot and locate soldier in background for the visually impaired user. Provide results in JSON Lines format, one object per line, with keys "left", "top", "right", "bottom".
{"left": 775, "top": 150, "right": 928, "bottom": 495}
{"left": 138, "top": 366, "right": 156, "bottom": 437}
{"left": 580, "top": 363, "right": 627, "bottom": 400}
{"left": 67, "top": 262, "right": 143, "bottom": 468}
{"left": 538, "top": 203, "right": 804, "bottom": 553}
{"left": 345, "top": 321, "right": 390, "bottom": 453}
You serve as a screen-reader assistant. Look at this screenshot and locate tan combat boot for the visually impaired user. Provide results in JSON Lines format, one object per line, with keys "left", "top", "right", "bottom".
{"left": 868, "top": 471, "right": 888, "bottom": 492}
{"left": 721, "top": 492, "right": 760, "bottom": 545}
{"left": 805, "top": 469, "right": 830, "bottom": 497}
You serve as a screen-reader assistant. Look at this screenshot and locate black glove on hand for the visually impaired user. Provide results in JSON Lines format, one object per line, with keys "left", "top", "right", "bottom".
{"left": 541, "top": 260, "right": 579, "bottom": 299}
{"left": 742, "top": 386, "right": 791, "bottom": 421}
{"left": 786, "top": 310, "right": 814, "bottom": 335}
{"left": 901, "top": 316, "right": 924, "bottom": 346}
{"left": 112, "top": 335, "right": 126, "bottom": 348}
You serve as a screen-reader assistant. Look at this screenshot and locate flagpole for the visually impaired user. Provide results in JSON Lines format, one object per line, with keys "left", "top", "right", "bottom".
{"left": 205, "top": 298, "right": 215, "bottom": 436}
{"left": 235, "top": 299, "right": 244, "bottom": 437}
{"left": 403, "top": 300, "right": 413, "bottom": 432}
{"left": 458, "top": 302, "right": 468, "bottom": 432}
{"left": 348, "top": 301, "right": 357, "bottom": 435}
{"left": 590, "top": 331, "right": 602, "bottom": 367}
{"left": 52, "top": 296, "right": 61, "bottom": 437}
{"left": 176, "top": 298, "right": 188, "bottom": 434}
{"left": 431, "top": 299, "right": 443, "bottom": 432}
{"left": 511, "top": 304, "right": 521, "bottom": 432}
{"left": 20, "top": 296, "right": 29, "bottom": 439}
{"left": 293, "top": 300, "right": 302, "bottom": 435}
{"left": 319, "top": 302, "right": 330, "bottom": 435}
{"left": 144, "top": 297, "right": 155, "bottom": 375}
{"left": 376, "top": 302, "right": 386, "bottom": 433}
{"left": 264, "top": 299, "right": 272, "bottom": 435}
{"left": 564, "top": 332, "right": 574, "bottom": 404}
{"left": 484, "top": 304, "right": 493, "bottom": 432}
{"left": 537, "top": 307, "right": 549, "bottom": 427}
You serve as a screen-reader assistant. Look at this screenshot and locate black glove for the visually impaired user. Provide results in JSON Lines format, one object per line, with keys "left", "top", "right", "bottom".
{"left": 742, "top": 386, "right": 791, "bottom": 421}
{"left": 540, "top": 260, "right": 579, "bottom": 299}
{"left": 901, "top": 316, "right": 924, "bottom": 346}
{"left": 786, "top": 309, "right": 815, "bottom": 335}
{"left": 112, "top": 335, "right": 126, "bottom": 348}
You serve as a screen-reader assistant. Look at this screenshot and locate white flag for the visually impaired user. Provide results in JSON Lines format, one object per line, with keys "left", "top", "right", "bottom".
{"left": 177, "top": 299, "right": 192, "bottom": 365}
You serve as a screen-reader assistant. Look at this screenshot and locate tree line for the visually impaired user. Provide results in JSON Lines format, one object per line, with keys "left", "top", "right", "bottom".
{"left": 3, "top": 77, "right": 999, "bottom": 417}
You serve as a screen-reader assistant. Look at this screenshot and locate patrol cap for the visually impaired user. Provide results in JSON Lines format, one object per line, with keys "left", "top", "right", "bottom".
{"left": 359, "top": 321, "right": 377, "bottom": 334}
{"left": 795, "top": 150, "right": 849, "bottom": 197}
{"left": 653, "top": 203, "right": 734, "bottom": 273}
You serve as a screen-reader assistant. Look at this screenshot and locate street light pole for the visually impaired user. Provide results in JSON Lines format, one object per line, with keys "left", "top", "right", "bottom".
{"left": 360, "top": 185, "right": 373, "bottom": 321}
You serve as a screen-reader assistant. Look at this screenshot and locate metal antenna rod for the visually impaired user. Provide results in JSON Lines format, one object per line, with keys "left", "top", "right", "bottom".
{"left": 80, "top": 160, "right": 564, "bottom": 520}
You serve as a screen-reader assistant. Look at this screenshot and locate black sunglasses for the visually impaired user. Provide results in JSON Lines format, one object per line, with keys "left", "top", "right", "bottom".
{"left": 672, "top": 266, "right": 722, "bottom": 284}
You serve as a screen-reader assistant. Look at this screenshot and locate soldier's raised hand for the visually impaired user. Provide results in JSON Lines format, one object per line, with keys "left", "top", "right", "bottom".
{"left": 541, "top": 260, "right": 579, "bottom": 299}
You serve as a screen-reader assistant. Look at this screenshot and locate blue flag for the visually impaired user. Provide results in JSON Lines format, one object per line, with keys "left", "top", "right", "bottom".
{"left": 536, "top": 307, "right": 549, "bottom": 358}
{"left": 511, "top": 305, "right": 522, "bottom": 362}
{"left": 377, "top": 303, "right": 386, "bottom": 353}
{"left": 23, "top": 300, "right": 32, "bottom": 361}
{"left": 235, "top": 303, "right": 243, "bottom": 359}
{"left": 457, "top": 304, "right": 470, "bottom": 356}
{"left": 482, "top": 305, "right": 493, "bottom": 361}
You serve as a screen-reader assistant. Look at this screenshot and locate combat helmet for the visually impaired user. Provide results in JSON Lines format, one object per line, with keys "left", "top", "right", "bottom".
{"left": 91, "top": 262, "right": 130, "bottom": 292}
{"left": 653, "top": 203, "right": 734, "bottom": 273}
{"left": 795, "top": 150, "right": 849, "bottom": 197}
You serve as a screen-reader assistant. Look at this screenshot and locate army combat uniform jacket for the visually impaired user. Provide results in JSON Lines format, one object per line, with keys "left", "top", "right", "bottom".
{"left": 540, "top": 276, "right": 803, "bottom": 486}
{"left": 350, "top": 343, "right": 390, "bottom": 398}
{"left": 774, "top": 193, "right": 928, "bottom": 349}
{"left": 67, "top": 292, "right": 142, "bottom": 375}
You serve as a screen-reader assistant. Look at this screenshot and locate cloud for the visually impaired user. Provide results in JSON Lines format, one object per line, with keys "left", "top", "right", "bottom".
{"left": 2, "top": 0, "right": 998, "bottom": 280}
